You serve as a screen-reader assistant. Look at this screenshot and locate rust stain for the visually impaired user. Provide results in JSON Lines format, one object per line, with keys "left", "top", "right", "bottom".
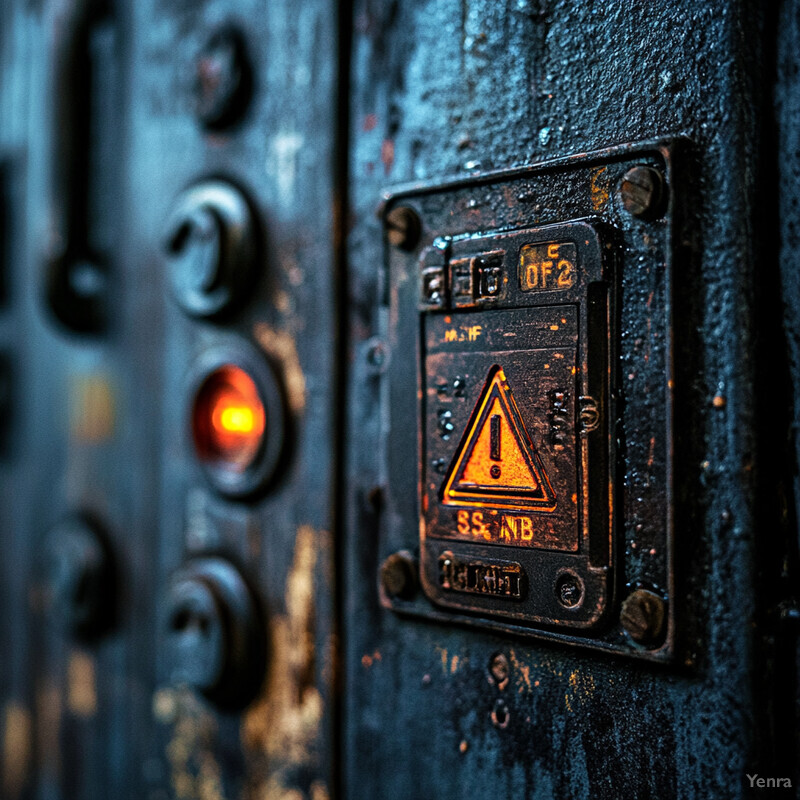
{"left": 565, "top": 670, "right": 597, "bottom": 712}
{"left": 361, "top": 651, "right": 382, "bottom": 669}
{"left": 590, "top": 167, "right": 609, "bottom": 211}
{"left": 381, "top": 139, "right": 395, "bottom": 175}
{"left": 2, "top": 703, "right": 31, "bottom": 799}
{"left": 253, "top": 323, "right": 306, "bottom": 414}
{"left": 67, "top": 649, "right": 97, "bottom": 718}
{"left": 508, "top": 650, "right": 532, "bottom": 694}
{"left": 155, "top": 687, "right": 224, "bottom": 800}
{"left": 242, "top": 526, "right": 330, "bottom": 799}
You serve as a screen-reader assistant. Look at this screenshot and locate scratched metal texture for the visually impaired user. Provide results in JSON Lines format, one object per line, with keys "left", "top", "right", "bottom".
{"left": 343, "top": 2, "right": 798, "bottom": 799}
{"left": 0, "top": 0, "right": 339, "bottom": 799}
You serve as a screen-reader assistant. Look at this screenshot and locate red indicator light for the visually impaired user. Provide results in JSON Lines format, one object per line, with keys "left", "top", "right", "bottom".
{"left": 192, "top": 365, "right": 266, "bottom": 472}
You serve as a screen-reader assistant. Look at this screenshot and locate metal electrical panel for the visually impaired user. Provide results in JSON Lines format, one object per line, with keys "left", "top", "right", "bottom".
{"left": 379, "top": 142, "right": 679, "bottom": 659}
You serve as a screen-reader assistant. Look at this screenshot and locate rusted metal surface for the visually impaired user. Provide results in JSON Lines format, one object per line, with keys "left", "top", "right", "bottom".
{"left": 343, "top": 1, "right": 797, "bottom": 798}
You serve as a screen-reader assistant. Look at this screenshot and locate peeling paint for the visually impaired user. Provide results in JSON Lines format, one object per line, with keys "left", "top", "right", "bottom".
{"left": 242, "top": 526, "right": 328, "bottom": 799}
{"left": 67, "top": 649, "right": 97, "bottom": 718}
{"left": 2, "top": 703, "right": 31, "bottom": 799}
{"left": 253, "top": 323, "right": 307, "bottom": 414}
{"left": 156, "top": 687, "right": 224, "bottom": 800}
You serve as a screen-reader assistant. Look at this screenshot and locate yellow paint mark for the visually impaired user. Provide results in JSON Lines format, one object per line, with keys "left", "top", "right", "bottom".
{"left": 2, "top": 703, "right": 31, "bottom": 799}
{"left": 450, "top": 655, "right": 460, "bottom": 674}
{"left": 549, "top": 325, "right": 559, "bottom": 331}
{"left": 253, "top": 323, "right": 306, "bottom": 414}
{"left": 590, "top": 166, "right": 609, "bottom": 211}
{"left": 69, "top": 374, "right": 115, "bottom": 443}
{"left": 67, "top": 650, "right": 97, "bottom": 718}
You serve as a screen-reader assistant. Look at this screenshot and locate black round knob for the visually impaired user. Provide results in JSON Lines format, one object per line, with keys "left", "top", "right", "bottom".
{"left": 163, "top": 181, "right": 257, "bottom": 318}
{"left": 43, "top": 514, "right": 116, "bottom": 641}
{"left": 163, "top": 557, "right": 266, "bottom": 711}
{"left": 194, "top": 26, "right": 253, "bottom": 131}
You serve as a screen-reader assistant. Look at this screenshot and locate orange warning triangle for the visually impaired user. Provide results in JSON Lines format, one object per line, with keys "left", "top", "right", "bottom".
{"left": 441, "top": 365, "right": 557, "bottom": 511}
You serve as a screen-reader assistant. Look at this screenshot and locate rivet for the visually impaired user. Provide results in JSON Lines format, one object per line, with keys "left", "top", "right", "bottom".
{"left": 379, "top": 551, "right": 418, "bottom": 600}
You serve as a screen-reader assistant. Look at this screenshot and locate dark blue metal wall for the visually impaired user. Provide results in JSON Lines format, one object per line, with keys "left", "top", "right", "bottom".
{"left": 0, "top": 1, "right": 796, "bottom": 799}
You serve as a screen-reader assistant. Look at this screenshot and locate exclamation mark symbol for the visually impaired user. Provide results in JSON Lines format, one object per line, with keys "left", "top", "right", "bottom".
{"left": 490, "top": 414, "right": 502, "bottom": 479}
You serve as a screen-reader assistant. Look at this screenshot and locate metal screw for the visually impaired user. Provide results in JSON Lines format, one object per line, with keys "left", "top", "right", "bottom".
{"left": 385, "top": 206, "right": 422, "bottom": 251}
{"left": 380, "top": 551, "right": 418, "bottom": 600}
{"left": 555, "top": 571, "right": 584, "bottom": 608}
{"left": 489, "top": 653, "right": 509, "bottom": 690}
{"left": 620, "top": 588, "right": 666, "bottom": 646}
{"left": 617, "top": 166, "right": 665, "bottom": 219}
{"left": 195, "top": 26, "right": 252, "bottom": 130}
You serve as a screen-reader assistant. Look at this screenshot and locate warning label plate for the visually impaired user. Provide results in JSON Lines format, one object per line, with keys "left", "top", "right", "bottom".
{"left": 424, "top": 305, "right": 580, "bottom": 552}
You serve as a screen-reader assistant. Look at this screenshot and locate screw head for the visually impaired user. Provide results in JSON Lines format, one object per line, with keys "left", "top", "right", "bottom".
{"left": 555, "top": 571, "right": 584, "bottom": 608}
{"left": 194, "top": 26, "right": 252, "bottom": 130}
{"left": 385, "top": 206, "right": 422, "bottom": 251}
{"left": 617, "top": 166, "right": 665, "bottom": 219}
{"left": 620, "top": 588, "right": 666, "bottom": 646}
{"left": 380, "top": 551, "right": 418, "bottom": 600}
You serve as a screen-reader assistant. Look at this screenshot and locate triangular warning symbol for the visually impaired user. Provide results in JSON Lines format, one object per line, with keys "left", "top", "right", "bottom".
{"left": 441, "top": 365, "right": 557, "bottom": 511}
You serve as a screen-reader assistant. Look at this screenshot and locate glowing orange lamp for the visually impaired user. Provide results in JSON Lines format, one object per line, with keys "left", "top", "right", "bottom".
{"left": 192, "top": 365, "right": 266, "bottom": 472}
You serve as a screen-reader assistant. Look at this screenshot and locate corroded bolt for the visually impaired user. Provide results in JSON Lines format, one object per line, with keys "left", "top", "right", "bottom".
{"left": 617, "top": 166, "right": 664, "bottom": 219}
{"left": 385, "top": 206, "right": 422, "bottom": 251}
{"left": 620, "top": 588, "right": 666, "bottom": 646}
{"left": 380, "top": 551, "right": 418, "bottom": 599}
{"left": 489, "top": 653, "right": 509, "bottom": 690}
